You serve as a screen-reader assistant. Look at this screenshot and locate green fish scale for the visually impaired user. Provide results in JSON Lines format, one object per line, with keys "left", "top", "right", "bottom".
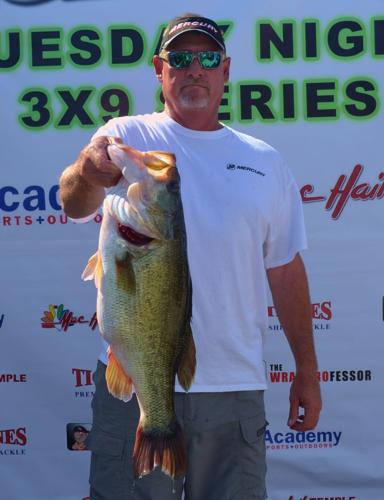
{"left": 102, "top": 237, "right": 189, "bottom": 433}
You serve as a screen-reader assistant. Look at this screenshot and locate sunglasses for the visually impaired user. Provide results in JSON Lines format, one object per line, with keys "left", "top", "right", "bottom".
{"left": 159, "top": 50, "right": 224, "bottom": 70}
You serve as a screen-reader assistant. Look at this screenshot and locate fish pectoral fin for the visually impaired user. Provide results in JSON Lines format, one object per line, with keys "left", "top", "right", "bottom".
{"left": 177, "top": 323, "right": 196, "bottom": 391}
{"left": 81, "top": 251, "right": 103, "bottom": 288}
{"left": 106, "top": 348, "right": 134, "bottom": 402}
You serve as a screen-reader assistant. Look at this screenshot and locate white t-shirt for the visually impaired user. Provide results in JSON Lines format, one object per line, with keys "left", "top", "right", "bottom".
{"left": 90, "top": 112, "right": 307, "bottom": 392}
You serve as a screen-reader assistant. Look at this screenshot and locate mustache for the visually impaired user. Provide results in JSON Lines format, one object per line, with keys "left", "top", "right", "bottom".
{"left": 181, "top": 78, "right": 209, "bottom": 88}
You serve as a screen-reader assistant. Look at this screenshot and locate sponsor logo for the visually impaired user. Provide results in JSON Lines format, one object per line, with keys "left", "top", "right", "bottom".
{"left": 0, "top": 373, "right": 27, "bottom": 383}
{"left": 268, "top": 365, "right": 372, "bottom": 383}
{"left": 269, "top": 301, "right": 332, "bottom": 333}
{"left": 0, "top": 314, "right": 4, "bottom": 328}
{"left": 41, "top": 304, "right": 98, "bottom": 332}
{"left": 288, "top": 496, "right": 356, "bottom": 500}
{"left": 0, "top": 184, "right": 102, "bottom": 226}
{"left": 265, "top": 429, "right": 342, "bottom": 451}
{"left": 301, "top": 164, "right": 384, "bottom": 220}
{"left": 72, "top": 368, "right": 94, "bottom": 398}
{"left": 226, "top": 163, "right": 266, "bottom": 176}
{"left": 169, "top": 21, "right": 219, "bottom": 36}
{"left": 0, "top": 427, "right": 27, "bottom": 456}
{"left": 67, "top": 423, "right": 91, "bottom": 451}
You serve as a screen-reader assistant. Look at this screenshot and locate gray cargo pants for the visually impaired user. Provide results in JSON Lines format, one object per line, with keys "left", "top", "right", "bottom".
{"left": 87, "top": 361, "right": 268, "bottom": 500}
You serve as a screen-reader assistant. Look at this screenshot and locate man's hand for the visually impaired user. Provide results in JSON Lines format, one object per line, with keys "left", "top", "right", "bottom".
{"left": 288, "top": 371, "right": 322, "bottom": 431}
{"left": 79, "top": 135, "right": 122, "bottom": 188}
{"left": 59, "top": 135, "right": 123, "bottom": 219}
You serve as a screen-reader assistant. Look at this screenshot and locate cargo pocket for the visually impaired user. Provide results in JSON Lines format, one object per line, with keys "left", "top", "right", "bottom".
{"left": 238, "top": 415, "right": 268, "bottom": 500}
{"left": 87, "top": 426, "right": 129, "bottom": 500}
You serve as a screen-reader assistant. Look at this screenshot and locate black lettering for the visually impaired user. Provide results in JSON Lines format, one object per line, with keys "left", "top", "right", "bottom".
{"left": 0, "top": 30, "right": 21, "bottom": 69}
{"left": 282, "top": 83, "right": 295, "bottom": 119}
{"left": 30, "top": 30, "right": 62, "bottom": 67}
{"left": 218, "top": 84, "right": 231, "bottom": 121}
{"left": 344, "top": 80, "right": 377, "bottom": 117}
{"left": 20, "top": 90, "right": 51, "bottom": 128}
{"left": 327, "top": 21, "right": 364, "bottom": 57}
{"left": 373, "top": 19, "right": 384, "bottom": 55}
{"left": 304, "top": 22, "right": 318, "bottom": 58}
{"left": 110, "top": 28, "right": 144, "bottom": 64}
{"left": 100, "top": 88, "right": 130, "bottom": 122}
{"left": 258, "top": 22, "right": 294, "bottom": 59}
{"left": 240, "top": 84, "right": 275, "bottom": 120}
{"left": 306, "top": 82, "right": 337, "bottom": 118}
{"left": 69, "top": 29, "right": 101, "bottom": 66}
{"left": 56, "top": 89, "right": 94, "bottom": 126}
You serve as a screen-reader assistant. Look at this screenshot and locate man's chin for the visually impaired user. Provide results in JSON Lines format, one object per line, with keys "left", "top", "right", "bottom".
{"left": 178, "top": 96, "right": 209, "bottom": 110}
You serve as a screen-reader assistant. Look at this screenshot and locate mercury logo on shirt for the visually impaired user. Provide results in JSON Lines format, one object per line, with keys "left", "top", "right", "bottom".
{"left": 226, "top": 163, "right": 266, "bottom": 176}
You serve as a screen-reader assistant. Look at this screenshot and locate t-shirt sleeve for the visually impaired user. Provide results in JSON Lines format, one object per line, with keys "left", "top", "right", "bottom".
{"left": 263, "top": 160, "right": 307, "bottom": 269}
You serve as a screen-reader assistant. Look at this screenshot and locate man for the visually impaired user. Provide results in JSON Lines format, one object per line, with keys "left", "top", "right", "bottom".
{"left": 60, "top": 13, "right": 321, "bottom": 500}
{"left": 71, "top": 425, "right": 90, "bottom": 451}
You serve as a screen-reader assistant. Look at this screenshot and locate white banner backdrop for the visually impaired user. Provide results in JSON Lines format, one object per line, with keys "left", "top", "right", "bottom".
{"left": 1, "top": 1, "right": 383, "bottom": 499}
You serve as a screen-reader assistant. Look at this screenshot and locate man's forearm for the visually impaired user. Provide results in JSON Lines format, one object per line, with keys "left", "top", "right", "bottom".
{"left": 267, "top": 253, "right": 318, "bottom": 374}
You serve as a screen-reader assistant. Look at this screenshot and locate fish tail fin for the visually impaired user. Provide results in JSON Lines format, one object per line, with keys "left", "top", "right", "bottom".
{"left": 105, "top": 348, "right": 134, "bottom": 402}
{"left": 177, "top": 323, "right": 196, "bottom": 391}
{"left": 133, "top": 420, "right": 186, "bottom": 479}
{"left": 81, "top": 251, "right": 103, "bottom": 288}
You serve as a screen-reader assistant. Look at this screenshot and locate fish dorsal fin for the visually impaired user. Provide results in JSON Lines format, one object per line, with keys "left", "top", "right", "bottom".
{"left": 106, "top": 348, "right": 134, "bottom": 402}
{"left": 81, "top": 251, "right": 103, "bottom": 289}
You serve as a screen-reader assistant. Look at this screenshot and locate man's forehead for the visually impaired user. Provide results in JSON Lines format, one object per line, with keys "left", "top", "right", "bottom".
{"left": 167, "top": 31, "right": 222, "bottom": 50}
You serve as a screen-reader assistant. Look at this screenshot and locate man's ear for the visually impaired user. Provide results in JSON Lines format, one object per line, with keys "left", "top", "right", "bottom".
{"left": 223, "top": 56, "right": 231, "bottom": 83}
{"left": 153, "top": 55, "right": 163, "bottom": 82}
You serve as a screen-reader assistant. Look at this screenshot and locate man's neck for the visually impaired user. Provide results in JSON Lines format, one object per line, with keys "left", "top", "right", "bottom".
{"left": 164, "top": 105, "right": 222, "bottom": 131}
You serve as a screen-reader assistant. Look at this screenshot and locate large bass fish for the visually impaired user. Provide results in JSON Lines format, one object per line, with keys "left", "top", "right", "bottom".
{"left": 82, "top": 138, "right": 195, "bottom": 479}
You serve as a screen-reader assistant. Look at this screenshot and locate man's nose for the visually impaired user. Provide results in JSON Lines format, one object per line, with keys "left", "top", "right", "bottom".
{"left": 186, "top": 55, "right": 203, "bottom": 76}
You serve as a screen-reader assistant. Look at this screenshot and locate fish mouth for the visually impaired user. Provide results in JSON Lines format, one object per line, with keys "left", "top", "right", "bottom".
{"left": 118, "top": 223, "right": 154, "bottom": 246}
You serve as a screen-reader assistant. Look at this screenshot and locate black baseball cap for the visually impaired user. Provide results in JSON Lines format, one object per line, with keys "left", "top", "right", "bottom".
{"left": 73, "top": 425, "right": 88, "bottom": 433}
{"left": 159, "top": 14, "right": 226, "bottom": 52}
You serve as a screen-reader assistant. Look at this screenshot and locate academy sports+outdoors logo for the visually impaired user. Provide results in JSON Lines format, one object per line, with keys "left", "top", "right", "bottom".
{"left": 265, "top": 428, "right": 342, "bottom": 451}
{"left": 0, "top": 184, "right": 102, "bottom": 227}
{"left": 41, "top": 304, "right": 97, "bottom": 332}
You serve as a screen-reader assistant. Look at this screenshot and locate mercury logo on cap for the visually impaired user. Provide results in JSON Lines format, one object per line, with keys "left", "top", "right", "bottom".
{"left": 159, "top": 15, "right": 226, "bottom": 52}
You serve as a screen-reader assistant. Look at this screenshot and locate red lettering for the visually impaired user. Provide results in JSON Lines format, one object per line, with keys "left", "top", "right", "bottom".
{"left": 3, "top": 216, "right": 11, "bottom": 226}
{"left": 312, "top": 303, "right": 321, "bottom": 319}
{"left": 15, "top": 428, "right": 27, "bottom": 446}
{"left": 268, "top": 306, "right": 276, "bottom": 317}
{"left": 72, "top": 368, "right": 93, "bottom": 387}
{"left": 326, "top": 165, "right": 363, "bottom": 219}
{"left": 320, "top": 301, "right": 332, "bottom": 320}
{"left": 25, "top": 216, "right": 33, "bottom": 225}
{"left": 89, "top": 312, "right": 98, "bottom": 330}
{"left": 270, "top": 372, "right": 281, "bottom": 382}
{"left": 300, "top": 184, "right": 326, "bottom": 203}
